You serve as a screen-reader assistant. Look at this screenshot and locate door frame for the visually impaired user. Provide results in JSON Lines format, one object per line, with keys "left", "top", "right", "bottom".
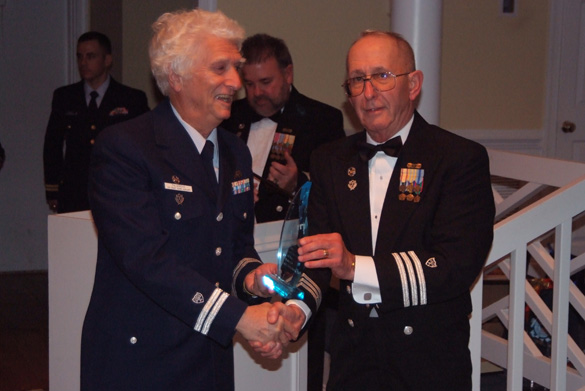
{"left": 545, "top": 0, "right": 569, "bottom": 159}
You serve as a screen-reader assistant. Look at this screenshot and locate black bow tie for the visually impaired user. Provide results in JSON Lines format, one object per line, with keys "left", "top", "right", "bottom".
{"left": 249, "top": 107, "right": 284, "bottom": 124}
{"left": 357, "top": 137, "right": 403, "bottom": 161}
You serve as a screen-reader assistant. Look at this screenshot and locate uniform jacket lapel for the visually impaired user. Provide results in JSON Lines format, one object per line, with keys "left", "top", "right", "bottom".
{"left": 152, "top": 100, "right": 217, "bottom": 202}
{"left": 217, "top": 129, "right": 238, "bottom": 209}
{"left": 332, "top": 132, "right": 374, "bottom": 256}
{"left": 376, "top": 112, "right": 440, "bottom": 254}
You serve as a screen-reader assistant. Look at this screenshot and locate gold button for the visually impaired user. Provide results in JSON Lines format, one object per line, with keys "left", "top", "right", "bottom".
{"left": 243, "top": 212, "right": 247, "bottom": 219}
{"left": 216, "top": 212, "right": 223, "bottom": 222}
{"left": 238, "top": 123, "right": 245, "bottom": 129}
{"left": 90, "top": 139, "right": 95, "bottom": 145}
{"left": 347, "top": 319, "right": 354, "bottom": 328}
{"left": 174, "top": 212, "right": 182, "bottom": 220}
{"left": 215, "top": 247, "right": 222, "bottom": 256}
{"left": 91, "top": 125, "right": 96, "bottom": 130}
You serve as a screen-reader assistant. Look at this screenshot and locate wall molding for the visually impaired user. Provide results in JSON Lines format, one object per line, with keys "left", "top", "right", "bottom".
{"left": 450, "top": 128, "right": 544, "bottom": 155}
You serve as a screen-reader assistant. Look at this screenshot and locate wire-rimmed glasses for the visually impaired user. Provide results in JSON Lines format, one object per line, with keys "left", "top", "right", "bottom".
{"left": 342, "top": 71, "right": 411, "bottom": 97}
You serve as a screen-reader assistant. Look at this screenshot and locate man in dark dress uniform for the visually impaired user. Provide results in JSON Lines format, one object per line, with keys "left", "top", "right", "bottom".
{"left": 43, "top": 31, "right": 149, "bottom": 213}
{"left": 80, "top": 10, "right": 309, "bottom": 391}
{"left": 297, "top": 31, "right": 495, "bottom": 391}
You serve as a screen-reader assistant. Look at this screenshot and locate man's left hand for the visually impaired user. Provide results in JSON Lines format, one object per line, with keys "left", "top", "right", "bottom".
{"left": 298, "top": 233, "right": 356, "bottom": 281}
{"left": 268, "top": 151, "right": 297, "bottom": 194}
{"left": 244, "top": 263, "right": 278, "bottom": 297}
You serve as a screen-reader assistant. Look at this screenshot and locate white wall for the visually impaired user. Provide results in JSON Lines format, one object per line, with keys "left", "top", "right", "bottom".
{"left": 0, "top": 1, "right": 70, "bottom": 271}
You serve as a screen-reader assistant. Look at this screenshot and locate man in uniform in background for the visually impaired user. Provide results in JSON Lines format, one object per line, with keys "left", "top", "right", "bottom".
{"left": 43, "top": 31, "right": 149, "bottom": 213}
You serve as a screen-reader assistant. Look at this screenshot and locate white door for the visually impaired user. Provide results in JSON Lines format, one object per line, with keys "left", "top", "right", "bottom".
{"left": 551, "top": 0, "right": 585, "bottom": 162}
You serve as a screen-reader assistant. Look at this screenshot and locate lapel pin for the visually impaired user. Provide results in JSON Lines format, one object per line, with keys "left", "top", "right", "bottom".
{"left": 175, "top": 193, "right": 184, "bottom": 206}
{"left": 347, "top": 167, "right": 356, "bottom": 177}
{"left": 172, "top": 175, "right": 180, "bottom": 184}
{"left": 348, "top": 180, "right": 357, "bottom": 191}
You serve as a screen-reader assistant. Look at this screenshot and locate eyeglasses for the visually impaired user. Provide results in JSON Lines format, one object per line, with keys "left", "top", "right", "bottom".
{"left": 342, "top": 71, "right": 411, "bottom": 97}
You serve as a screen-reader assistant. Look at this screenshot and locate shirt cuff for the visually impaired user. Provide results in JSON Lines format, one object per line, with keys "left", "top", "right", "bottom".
{"left": 285, "top": 299, "right": 311, "bottom": 329}
{"left": 351, "top": 255, "right": 382, "bottom": 304}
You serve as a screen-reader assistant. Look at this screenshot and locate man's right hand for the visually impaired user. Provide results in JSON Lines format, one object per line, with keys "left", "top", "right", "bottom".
{"left": 236, "top": 303, "right": 286, "bottom": 359}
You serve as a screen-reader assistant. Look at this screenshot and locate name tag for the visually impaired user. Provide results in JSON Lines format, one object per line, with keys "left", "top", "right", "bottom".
{"left": 164, "top": 183, "right": 193, "bottom": 192}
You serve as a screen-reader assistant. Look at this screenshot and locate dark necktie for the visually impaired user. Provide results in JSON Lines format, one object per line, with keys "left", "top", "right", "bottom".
{"left": 201, "top": 140, "right": 218, "bottom": 195}
{"left": 357, "top": 137, "right": 403, "bottom": 161}
{"left": 88, "top": 91, "right": 99, "bottom": 112}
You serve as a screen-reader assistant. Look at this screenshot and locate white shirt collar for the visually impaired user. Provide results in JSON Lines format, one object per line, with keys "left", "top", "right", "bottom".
{"left": 366, "top": 114, "right": 414, "bottom": 146}
{"left": 84, "top": 75, "right": 110, "bottom": 105}
{"left": 170, "top": 103, "right": 218, "bottom": 157}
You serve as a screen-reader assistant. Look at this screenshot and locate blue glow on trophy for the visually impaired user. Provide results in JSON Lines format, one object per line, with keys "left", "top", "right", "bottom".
{"left": 262, "top": 181, "right": 311, "bottom": 300}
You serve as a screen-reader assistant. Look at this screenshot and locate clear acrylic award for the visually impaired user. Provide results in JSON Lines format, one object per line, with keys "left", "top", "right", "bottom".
{"left": 262, "top": 181, "right": 311, "bottom": 300}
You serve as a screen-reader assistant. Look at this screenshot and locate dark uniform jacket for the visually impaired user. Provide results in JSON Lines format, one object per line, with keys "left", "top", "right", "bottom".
{"left": 306, "top": 112, "right": 495, "bottom": 391}
{"left": 81, "top": 100, "right": 269, "bottom": 391}
{"left": 43, "top": 77, "right": 149, "bottom": 213}
{"left": 221, "top": 86, "right": 345, "bottom": 222}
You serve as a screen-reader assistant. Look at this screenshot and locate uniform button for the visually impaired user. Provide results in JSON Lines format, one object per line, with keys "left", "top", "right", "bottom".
{"left": 238, "top": 123, "right": 245, "bottom": 130}
{"left": 276, "top": 205, "right": 283, "bottom": 212}
{"left": 90, "top": 125, "right": 97, "bottom": 130}
{"left": 347, "top": 319, "right": 355, "bottom": 328}
{"left": 216, "top": 212, "right": 223, "bottom": 222}
{"left": 243, "top": 212, "right": 247, "bottom": 219}
{"left": 174, "top": 212, "right": 182, "bottom": 220}
{"left": 346, "top": 285, "right": 352, "bottom": 294}
{"left": 215, "top": 247, "right": 222, "bottom": 256}
{"left": 403, "top": 326, "right": 413, "bottom": 335}
{"left": 215, "top": 282, "right": 220, "bottom": 287}
{"left": 365, "top": 304, "right": 371, "bottom": 308}
{"left": 90, "top": 139, "right": 95, "bottom": 145}
{"left": 130, "top": 337, "right": 137, "bottom": 344}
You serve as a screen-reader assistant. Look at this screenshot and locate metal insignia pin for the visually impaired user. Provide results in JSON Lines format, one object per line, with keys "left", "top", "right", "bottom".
{"left": 234, "top": 170, "right": 242, "bottom": 179}
{"left": 175, "top": 193, "right": 184, "bottom": 205}
{"left": 347, "top": 167, "right": 356, "bottom": 177}
{"left": 238, "top": 123, "right": 245, "bottom": 130}
{"left": 348, "top": 180, "right": 357, "bottom": 191}
{"left": 425, "top": 258, "right": 438, "bottom": 268}
{"left": 192, "top": 292, "right": 204, "bottom": 304}
{"left": 172, "top": 175, "right": 180, "bottom": 184}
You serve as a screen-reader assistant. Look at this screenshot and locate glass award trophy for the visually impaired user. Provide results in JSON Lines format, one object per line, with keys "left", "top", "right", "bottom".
{"left": 262, "top": 181, "right": 311, "bottom": 300}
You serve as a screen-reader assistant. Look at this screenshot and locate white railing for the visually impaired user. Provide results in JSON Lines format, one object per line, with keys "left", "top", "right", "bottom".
{"left": 471, "top": 150, "right": 585, "bottom": 391}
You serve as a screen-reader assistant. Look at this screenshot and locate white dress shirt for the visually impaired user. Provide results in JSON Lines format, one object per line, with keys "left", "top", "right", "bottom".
{"left": 352, "top": 115, "right": 414, "bottom": 305}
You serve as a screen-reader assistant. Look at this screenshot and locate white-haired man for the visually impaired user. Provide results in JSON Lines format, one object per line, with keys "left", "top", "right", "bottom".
{"left": 80, "top": 9, "right": 307, "bottom": 391}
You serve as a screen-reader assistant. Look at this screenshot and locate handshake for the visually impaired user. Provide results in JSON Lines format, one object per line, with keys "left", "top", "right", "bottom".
{"left": 235, "top": 263, "right": 306, "bottom": 359}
